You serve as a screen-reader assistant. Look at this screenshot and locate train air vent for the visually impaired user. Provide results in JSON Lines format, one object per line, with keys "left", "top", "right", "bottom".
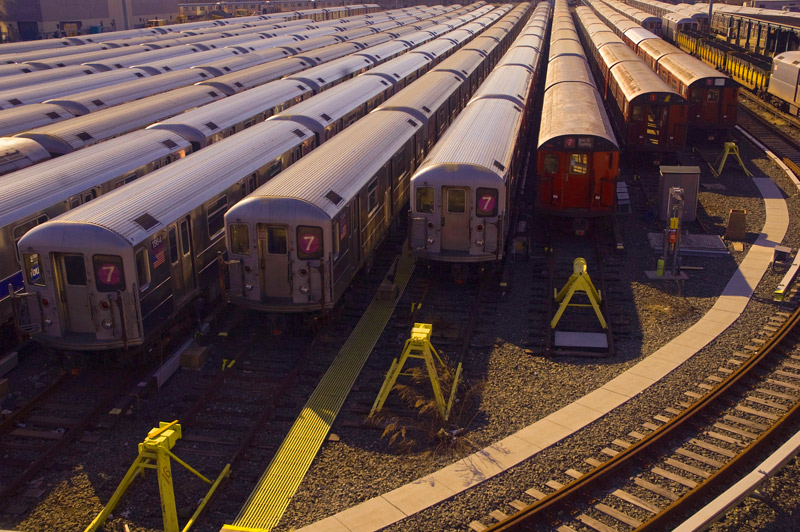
{"left": 380, "top": 80, "right": 388, "bottom": 86}
{"left": 235, "top": 82, "right": 243, "bottom": 88}
{"left": 394, "top": 73, "right": 400, "bottom": 78}
{"left": 134, "top": 72, "right": 144, "bottom": 77}
{"left": 207, "top": 91, "right": 218, "bottom": 97}
{"left": 84, "top": 69, "right": 94, "bottom": 74}
{"left": 325, "top": 190, "right": 343, "bottom": 204}
{"left": 317, "top": 77, "right": 325, "bottom": 83}
{"left": 493, "top": 160, "right": 505, "bottom": 172}
{"left": 205, "top": 121, "right": 219, "bottom": 131}
{"left": 407, "top": 119, "right": 417, "bottom": 127}
{"left": 133, "top": 213, "right": 159, "bottom": 231}
{"left": 422, "top": 106, "right": 430, "bottom": 113}
{"left": 293, "top": 129, "right": 305, "bottom": 138}
{"left": 9, "top": 99, "right": 22, "bottom": 106}
{"left": 76, "top": 132, "right": 93, "bottom": 141}
{"left": 223, "top": 67, "right": 230, "bottom": 72}
{"left": 321, "top": 113, "right": 332, "bottom": 121}
{"left": 200, "top": 72, "right": 209, "bottom": 76}
{"left": 92, "top": 99, "right": 104, "bottom": 107}
{"left": 163, "top": 66, "right": 171, "bottom": 71}
{"left": 57, "top": 63, "right": 65, "bottom": 67}
{"left": 514, "top": 105, "right": 521, "bottom": 112}
{"left": 22, "top": 68, "right": 31, "bottom": 73}
{"left": 794, "top": 60, "right": 800, "bottom": 65}
{"left": 162, "top": 139, "right": 178, "bottom": 149}
{"left": 46, "top": 112, "right": 61, "bottom": 119}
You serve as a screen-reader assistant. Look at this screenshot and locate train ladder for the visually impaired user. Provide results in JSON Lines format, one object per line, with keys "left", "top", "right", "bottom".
{"left": 84, "top": 421, "right": 230, "bottom": 532}
{"left": 711, "top": 141, "right": 752, "bottom": 177}
{"left": 370, "top": 323, "right": 462, "bottom": 421}
{"left": 551, "top": 258, "right": 607, "bottom": 330}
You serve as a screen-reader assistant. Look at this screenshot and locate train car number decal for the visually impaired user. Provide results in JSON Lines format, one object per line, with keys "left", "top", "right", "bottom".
{"left": 98, "top": 264, "right": 121, "bottom": 286}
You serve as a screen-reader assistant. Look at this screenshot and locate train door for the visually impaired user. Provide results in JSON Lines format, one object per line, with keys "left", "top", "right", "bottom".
{"left": 54, "top": 253, "right": 94, "bottom": 333}
{"left": 441, "top": 187, "right": 470, "bottom": 252}
{"left": 352, "top": 197, "right": 361, "bottom": 265}
{"left": 257, "top": 224, "right": 291, "bottom": 299}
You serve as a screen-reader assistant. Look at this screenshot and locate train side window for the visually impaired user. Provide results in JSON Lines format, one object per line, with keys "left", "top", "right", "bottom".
{"left": 297, "top": 226, "right": 323, "bottom": 260}
{"left": 267, "top": 161, "right": 281, "bottom": 179}
{"left": 543, "top": 154, "right": 558, "bottom": 174}
{"left": 267, "top": 227, "right": 288, "bottom": 255}
{"left": 707, "top": 89, "right": 720, "bottom": 102}
{"left": 180, "top": 220, "right": 191, "bottom": 256}
{"left": 206, "top": 195, "right": 228, "bottom": 238}
{"left": 367, "top": 178, "right": 379, "bottom": 215}
{"left": 569, "top": 154, "right": 588, "bottom": 175}
{"left": 84, "top": 190, "right": 97, "bottom": 203}
{"left": 115, "top": 173, "right": 138, "bottom": 189}
{"left": 93, "top": 254, "right": 125, "bottom": 292}
{"left": 63, "top": 255, "right": 87, "bottom": 285}
{"left": 332, "top": 221, "right": 340, "bottom": 259}
{"left": 70, "top": 196, "right": 81, "bottom": 209}
{"left": 229, "top": 224, "right": 250, "bottom": 255}
{"left": 632, "top": 105, "right": 644, "bottom": 121}
{"left": 169, "top": 228, "right": 179, "bottom": 264}
{"left": 476, "top": 188, "right": 498, "bottom": 217}
{"left": 447, "top": 189, "right": 466, "bottom": 214}
{"left": 416, "top": 187, "right": 434, "bottom": 214}
{"left": 23, "top": 253, "right": 45, "bottom": 286}
{"left": 135, "top": 248, "right": 151, "bottom": 291}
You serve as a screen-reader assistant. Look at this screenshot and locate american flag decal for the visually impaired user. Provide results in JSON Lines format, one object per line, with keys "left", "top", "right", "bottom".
{"left": 152, "top": 243, "right": 166, "bottom": 268}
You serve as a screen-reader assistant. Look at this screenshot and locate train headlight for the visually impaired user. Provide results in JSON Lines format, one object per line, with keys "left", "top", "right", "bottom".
{"left": 426, "top": 237, "right": 435, "bottom": 245}
{"left": 44, "top": 317, "right": 52, "bottom": 327}
{"left": 245, "top": 283, "right": 253, "bottom": 291}
{"left": 101, "top": 318, "right": 113, "bottom": 330}
{"left": 299, "top": 284, "right": 309, "bottom": 294}
{"left": 475, "top": 239, "right": 484, "bottom": 247}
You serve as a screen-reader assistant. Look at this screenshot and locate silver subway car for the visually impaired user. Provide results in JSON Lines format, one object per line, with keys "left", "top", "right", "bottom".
{"left": 14, "top": 120, "right": 315, "bottom": 350}
{"left": 409, "top": 2, "right": 549, "bottom": 263}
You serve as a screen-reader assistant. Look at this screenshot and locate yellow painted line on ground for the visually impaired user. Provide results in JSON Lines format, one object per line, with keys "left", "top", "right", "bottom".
{"left": 228, "top": 250, "right": 415, "bottom": 531}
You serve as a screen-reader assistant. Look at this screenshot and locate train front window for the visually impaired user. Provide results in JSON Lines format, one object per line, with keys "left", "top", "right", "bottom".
{"left": 476, "top": 188, "right": 498, "bottom": 217}
{"left": 229, "top": 224, "right": 250, "bottom": 255}
{"left": 267, "top": 227, "right": 288, "bottom": 255}
{"left": 543, "top": 154, "right": 558, "bottom": 174}
{"left": 569, "top": 154, "right": 588, "bottom": 175}
{"left": 707, "top": 89, "right": 720, "bottom": 102}
{"left": 297, "top": 226, "right": 323, "bottom": 260}
{"left": 93, "top": 255, "right": 125, "bottom": 292}
{"left": 23, "top": 253, "right": 45, "bottom": 287}
{"left": 416, "top": 187, "right": 434, "bottom": 213}
{"left": 63, "top": 255, "right": 87, "bottom": 285}
{"left": 447, "top": 189, "right": 466, "bottom": 214}
{"left": 632, "top": 105, "right": 644, "bottom": 121}
{"left": 135, "top": 248, "right": 151, "bottom": 291}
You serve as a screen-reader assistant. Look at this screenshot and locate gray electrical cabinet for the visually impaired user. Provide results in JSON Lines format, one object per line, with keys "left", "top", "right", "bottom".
{"left": 659, "top": 166, "right": 699, "bottom": 221}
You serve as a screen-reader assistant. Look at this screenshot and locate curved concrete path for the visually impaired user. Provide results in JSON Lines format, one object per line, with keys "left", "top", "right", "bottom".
{"left": 288, "top": 174, "right": 788, "bottom": 532}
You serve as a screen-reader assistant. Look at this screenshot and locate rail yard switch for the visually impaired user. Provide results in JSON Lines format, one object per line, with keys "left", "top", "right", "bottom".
{"left": 370, "top": 323, "right": 461, "bottom": 420}
{"left": 552, "top": 258, "right": 607, "bottom": 330}
{"left": 84, "top": 420, "right": 230, "bottom": 532}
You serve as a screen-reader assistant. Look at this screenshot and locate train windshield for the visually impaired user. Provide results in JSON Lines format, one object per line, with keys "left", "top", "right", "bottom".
{"left": 297, "top": 226, "right": 323, "bottom": 260}
{"left": 476, "top": 188, "right": 498, "bottom": 217}
{"left": 23, "top": 253, "right": 45, "bottom": 287}
{"left": 93, "top": 255, "right": 126, "bottom": 292}
{"left": 229, "top": 224, "right": 251, "bottom": 255}
{"left": 416, "top": 186, "right": 434, "bottom": 213}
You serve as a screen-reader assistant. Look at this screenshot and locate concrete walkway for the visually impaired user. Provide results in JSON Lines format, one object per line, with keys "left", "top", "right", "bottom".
{"left": 294, "top": 177, "right": 789, "bottom": 532}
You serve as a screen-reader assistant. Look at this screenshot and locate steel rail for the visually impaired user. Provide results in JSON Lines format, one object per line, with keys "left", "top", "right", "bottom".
{"left": 487, "top": 297, "right": 800, "bottom": 531}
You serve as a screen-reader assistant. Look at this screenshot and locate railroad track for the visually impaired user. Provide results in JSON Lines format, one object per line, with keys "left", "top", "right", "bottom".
{"left": 0, "top": 365, "right": 150, "bottom": 513}
{"left": 737, "top": 94, "right": 800, "bottom": 174}
{"left": 526, "top": 218, "right": 627, "bottom": 357}
{"left": 466, "top": 283, "right": 800, "bottom": 531}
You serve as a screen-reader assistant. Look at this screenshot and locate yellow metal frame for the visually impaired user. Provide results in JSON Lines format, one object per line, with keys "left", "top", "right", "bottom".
{"left": 84, "top": 421, "right": 230, "bottom": 532}
{"left": 370, "top": 323, "right": 461, "bottom": 421}
{"left": 551, "top": 258, "right": 607, "bottom": 330}
{"left": 711, "top": 141, "right": 753, "bottom": 177}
